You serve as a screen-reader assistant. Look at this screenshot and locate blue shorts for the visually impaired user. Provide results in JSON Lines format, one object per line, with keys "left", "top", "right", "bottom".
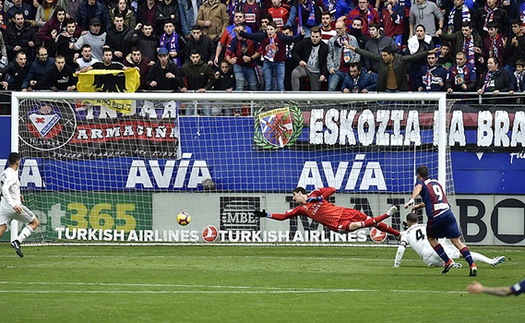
{"left": 426, "top": 209, "right": 461, "bottom": 239}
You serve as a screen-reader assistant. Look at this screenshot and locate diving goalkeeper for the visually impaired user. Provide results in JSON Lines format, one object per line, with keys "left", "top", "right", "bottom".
{"left": 254, "top": 187, "right": 400, "bottom": 236}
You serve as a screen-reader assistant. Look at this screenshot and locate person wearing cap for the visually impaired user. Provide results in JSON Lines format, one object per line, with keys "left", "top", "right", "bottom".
{"left": 75, "top": 0, "right": 111, "bottom": 31}
{"left": 145, "top": 47, "right": 185, "bottom": 91}
{"left": 73, "top": 17, "right": 107, "bottom": 61}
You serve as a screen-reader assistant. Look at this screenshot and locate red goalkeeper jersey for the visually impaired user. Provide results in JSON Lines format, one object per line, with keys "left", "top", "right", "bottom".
{"left": 270, "top": 187, "right": 365, "bottom": 232}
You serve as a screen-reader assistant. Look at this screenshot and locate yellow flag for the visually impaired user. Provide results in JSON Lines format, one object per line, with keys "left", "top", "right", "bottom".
{"left": 77, "top": 68, "right": 140, "bottom": 114}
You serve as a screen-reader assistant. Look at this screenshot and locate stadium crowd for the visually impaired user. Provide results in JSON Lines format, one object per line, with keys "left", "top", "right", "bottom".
{"left": 1, "top": 0, "right": 525, "bottom": 115}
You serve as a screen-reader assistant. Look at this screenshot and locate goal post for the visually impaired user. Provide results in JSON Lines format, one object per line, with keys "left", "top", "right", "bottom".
{"left": 10, "top": 91, "right": 450, "bottom": 244}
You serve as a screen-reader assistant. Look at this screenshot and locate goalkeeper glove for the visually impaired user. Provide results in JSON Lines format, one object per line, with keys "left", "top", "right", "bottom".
{"left": 306, "top": 196, "right": 323, "bottom": 203}
{"left": 254, "top": 209, "right": 271, "bottom": 218}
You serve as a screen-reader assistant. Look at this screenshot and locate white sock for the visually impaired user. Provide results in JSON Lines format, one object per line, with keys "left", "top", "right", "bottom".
{"left": 470, "top": 252, "right": 493, "bottom": 265}
{"left": 16, "top": 226, "right": 34, "bottom": 243}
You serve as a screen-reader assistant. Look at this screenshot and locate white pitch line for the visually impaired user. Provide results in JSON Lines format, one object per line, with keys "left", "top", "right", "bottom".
{"left": 0, "top": 281, "right": 465, "bottom": 294}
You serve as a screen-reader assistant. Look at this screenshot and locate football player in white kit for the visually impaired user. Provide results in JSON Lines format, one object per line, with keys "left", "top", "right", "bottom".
{"left": 394, "top": 213, "right": 505, "bottom": 268}
{"left": 0, "top": 152, "right": 40, "bottom": 257}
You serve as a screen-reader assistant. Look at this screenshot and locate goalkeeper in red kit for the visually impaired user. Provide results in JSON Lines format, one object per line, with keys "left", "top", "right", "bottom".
{"left": 254, "top": 187, "right": 400, "bottom": 236}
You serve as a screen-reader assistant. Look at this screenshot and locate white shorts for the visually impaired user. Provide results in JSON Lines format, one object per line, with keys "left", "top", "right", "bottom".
{"left": 0, "top": 205, "right": 36, "bottom": 226}
{"left": 423, "top": 243, "right": 461, "bottom": 267}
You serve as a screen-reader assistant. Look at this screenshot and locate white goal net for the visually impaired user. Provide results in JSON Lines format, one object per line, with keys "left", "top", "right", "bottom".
{"left": 10, "top": 92, "right": 451, "bottom": 244}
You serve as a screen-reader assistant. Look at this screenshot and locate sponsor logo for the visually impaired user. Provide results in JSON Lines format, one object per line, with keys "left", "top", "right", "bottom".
{"left": 202, "top": 225, "right": 218, "bottom": 242}
{"left": 254, "top": 106, "right": 303, "bottom": 149}
{"left": 369, "top": 227, "right": 387, "bottom": 243}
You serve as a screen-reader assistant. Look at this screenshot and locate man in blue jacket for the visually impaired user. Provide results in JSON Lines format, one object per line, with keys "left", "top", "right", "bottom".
{"left": 341, "top": 62, "right": 377, "bottom": 93}
{"left": 21, "top": 46, "right": 55, "bottom": 91}
{"left": 415, "top": 52, "right": 448, "bottom": 92}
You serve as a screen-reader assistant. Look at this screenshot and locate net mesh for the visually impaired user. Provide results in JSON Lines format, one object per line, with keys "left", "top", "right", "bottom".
{"left": 13, "top": 94, "right": 452, "bottom": 244}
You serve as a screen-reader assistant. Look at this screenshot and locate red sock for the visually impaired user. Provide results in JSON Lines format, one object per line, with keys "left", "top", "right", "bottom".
{"left": 360, "top": 213, "right": 389, "bottom": 227}
{"left": 374, "top": 222, "right": 400, "bottom": 236}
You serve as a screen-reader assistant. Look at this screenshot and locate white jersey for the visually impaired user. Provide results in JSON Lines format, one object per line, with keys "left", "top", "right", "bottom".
{"left": 0, "top": 167, "right": 21, "bottom": 210}
{"left": 394, "top": 223, "right": 459, "bottom": 267}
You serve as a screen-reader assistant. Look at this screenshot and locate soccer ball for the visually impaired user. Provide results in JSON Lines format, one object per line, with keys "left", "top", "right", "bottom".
{"left": 176, "top": 211, "right": 191, "bottom": 226}
{"left": 201, "top": 178, "right": 216, "bottom": 190}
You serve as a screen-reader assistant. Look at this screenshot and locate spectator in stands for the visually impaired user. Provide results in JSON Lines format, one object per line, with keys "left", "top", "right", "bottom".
{"left": 180, "top": 49, "right": 215, "bottom": 115}
{"left": 80, "top": 47, "right": 125, "bottom": 71}
{"left": 123, "top": 22, "right": 158, "bottom": 62}
{"left": 185, "top": 24, "right": 215, "bottom": 66}
{"left": 123, "top": 46, "right": 153, "bottom": 89}
{"left": 503, "top": 20, "right": 525, "bottom": 77}
{"left": 73, "top": 17, "right": 106, "bottom": 61}
{"left": 348, "top": 45, "right": 438, "bottom": 92}
{"left": 407, "top": 24, "right": 434, "bottom": 90}
{"left": 136, "top": 0, "right": 156, "bottom": 32}
{"left": 105, "top": 13, "right": 130, "bottom": 62}
{"left": 437, "top": 42, "right": 454, "bottom": 70}
{"left": 35, "top": 0, "right": 58, "bottom": 28}
{"left": 445, "top": 0, "right": 476, "bottom": 35}
{"left": 145, "top": 47, "right": 185, "bottom": 90}
{"left": 381, "top": 0, "right": 404, "bottom": 49}
{"left": 511, "top": 59, "right": 525, "bottom": 93}
{"left": 0, "top": 27, "right": 8, "bottom": 67}
{"left": 282, "top": 25, "right": 296, "bottom": 91}
{"left": 197, "top": 0, "right": 229, "bottom": 42}
{"left": 481, "top": 21, "right": 506, "bottom": 68}
{"left": 238, "top": 21, "right": 304, "bottom": 91}
{"left": 364, "top": 22, "right": 396, "bottom": 74}
{"left": 446, "top": 51, "right": 477, "bottom": 93}
{"left": 110, "top": 0, "right": 136, "bottom": 29}
{"left": 327, "top": 19, "right": 360, "bottom": 91}
{"left": 439, "top": 22, "right": 482, "bottom": 75}
{"left": 477, "top": 57, "right": 512, "bottom": 95}
{"left": 75, "top": 0, "right": 111, "bottom": 32}
{"left": 320, "top": 0, "right": 349, "bottom": 21}
{"left": 213, "top": 59, "right": 235, "bottom": 93}
{"left": 237, "top": 0, "right": 262, "bottom": 33}
{"left": 348, "top": 17, "right": 368, "bottom": 49}
{"left": 346, "top": 0, "right": 379, "bottom": 36}
{"left": 6, "top": 0, "right": 35, "bottom": 22}
{"left": 287, "top": 0, "right": 322, "bottom": 37}
{"left": 409, "top": 0, "right": 443, "bottom": 38}
{"left": 5, "top": 11, "right": 40, "bottom": 61}
{"left": 37, "top": 6, "right": 68, "bottom": 57}
{"left": 224, "top": 23, "right": 260, "bottom": 91}
{"left": 46, "top": 54, "right": 77, "bottom": 91}
{"left": 21, "top": 46, "right": 55, "bottom": 91}
{"left": 55, "top": 18, "right": 82, "bottom": 67}
{"left": 180, "top": 49, "right": 215, "bottom": 93}
{"left": 319, "top": 11, "right": 336, "bottom": 44}
{"left": 290, "top": 26, "right": 328, "bottom": 91}
{"left": 267, "top": 0, "right": 290, "bottom": 28}
{"left": 0, "top": 51, "right": 29, "bottom": 91}
{"left": 158, "top": 19, "right": 186, "bottom": 67}
{"left": 179, "top": 0, "right": 202, "bottom": 38}
{"left": 155, "top": 0, "right": 180, "bottom": 35}
{"left": 477, "top": 0, "right": 508, "bottom": 39}
{"left": 214, "top": 11, "right": 250, "bottom": 67}
{"left": 415, "top": 52, "right": 448, "bottom": 92}
{"left": 74, "top": 44, "right": 99, "bottom": 71}
{"left": 341, "top": 61, "right": 377, "bottom": 93}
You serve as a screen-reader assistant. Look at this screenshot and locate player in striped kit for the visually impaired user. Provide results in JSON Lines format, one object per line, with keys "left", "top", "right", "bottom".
{"left": 254, "top": 186, "right": 400, "bottom": 236}
{"left": 0, "top": 152, "right": 40, "bottom": 258}
{"left": 404, "top": 165, "right": 478, "bottom": 276}
{"left": 394, "top": 212, "right": 505, "bottom": 268}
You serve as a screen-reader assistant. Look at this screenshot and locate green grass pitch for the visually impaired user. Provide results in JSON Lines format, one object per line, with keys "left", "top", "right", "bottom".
{"left": 0, "top": 244, "right": 523, "bottom": 323}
